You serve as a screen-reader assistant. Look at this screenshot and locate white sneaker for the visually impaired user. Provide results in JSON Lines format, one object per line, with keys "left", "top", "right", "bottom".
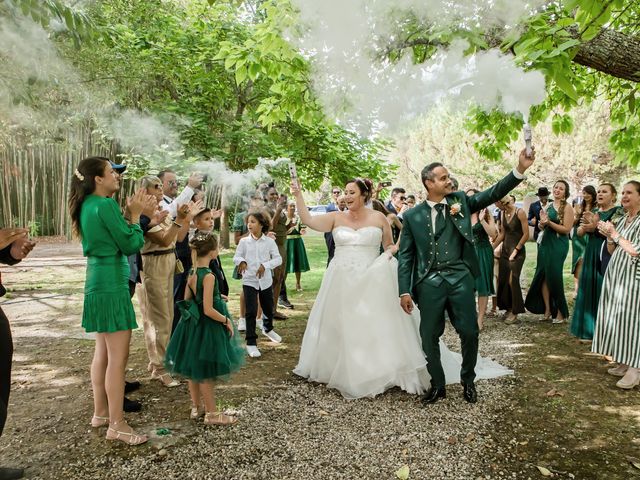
{"left": 262, "top": 328, "right": 282, "bottom": 344}
{"left": 237, "top": 317, "right": 246, "bottom": 331}
{"left": 256, "top": 316, "right": 264, "bottom": 330}
{"left": 246, "top": 345, "right": 261, "bottom": 358}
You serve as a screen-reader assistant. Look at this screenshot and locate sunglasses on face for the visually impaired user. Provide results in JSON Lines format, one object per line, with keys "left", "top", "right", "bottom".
{"left": 400, "top": 196, "right": 407, "bottom": 201}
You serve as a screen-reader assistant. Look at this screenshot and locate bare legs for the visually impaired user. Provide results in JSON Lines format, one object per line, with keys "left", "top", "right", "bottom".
{"left": 295, "top": 271, "right": 302, "bottom": 291}
{"left": 573, "top": 258, "right": 583, "bottom": 299}
{"left": 188, "top": 380, "right": 237, "bottom": 425}
{"left": 92, "top": 330, "right": 147, "bottom": 445}
{"left": 477, "top": 296, "right": 488, "bottom": 330}
{"left": 541, "top": 280, "right": 564, "bottom": 321}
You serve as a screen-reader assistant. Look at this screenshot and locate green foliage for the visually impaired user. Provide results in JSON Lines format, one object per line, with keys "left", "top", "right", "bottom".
{"left": 388, "top": 0, "right": 640, "bottom": 163}
{"left": 64, "top": 0, "right": 392, "bottom": 187}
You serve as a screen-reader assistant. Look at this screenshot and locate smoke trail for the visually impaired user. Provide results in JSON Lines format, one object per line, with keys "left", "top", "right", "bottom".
{"left": 291, "top": 0, "right": 547, "bottom": 130}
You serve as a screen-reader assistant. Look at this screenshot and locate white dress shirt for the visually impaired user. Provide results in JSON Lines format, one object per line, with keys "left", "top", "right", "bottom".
{"left": 233, "top": 233, "right": 282, "bottom": 290}
{"left": 161, "top": 186, "right": 195, "bottom": 218}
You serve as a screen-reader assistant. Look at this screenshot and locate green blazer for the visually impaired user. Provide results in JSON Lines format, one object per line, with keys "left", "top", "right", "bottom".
{"left": 398, "top": 171, "right": 523, "bottom": 296}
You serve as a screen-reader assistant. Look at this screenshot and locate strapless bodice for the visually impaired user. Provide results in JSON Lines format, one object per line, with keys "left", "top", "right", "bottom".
{"left": 331, "top": 226, "right": 382, "bottom": 269}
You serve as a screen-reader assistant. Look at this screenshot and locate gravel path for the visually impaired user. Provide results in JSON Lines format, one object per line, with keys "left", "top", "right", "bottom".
{"left": 33, "top": 326, "right": 521, "bottom": 480}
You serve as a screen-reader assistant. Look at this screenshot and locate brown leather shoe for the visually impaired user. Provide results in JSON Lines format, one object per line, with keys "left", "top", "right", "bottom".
{"left": 273, "top": 311, "right": 288, "bottom": 320}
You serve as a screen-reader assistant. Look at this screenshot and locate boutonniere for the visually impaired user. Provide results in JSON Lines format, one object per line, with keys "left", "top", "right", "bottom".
{"left": 449, "top": 202, "right": 464, "bottom": 217}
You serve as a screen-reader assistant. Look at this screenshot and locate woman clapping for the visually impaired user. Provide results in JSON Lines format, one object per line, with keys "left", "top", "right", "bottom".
{"left": 69, "top": 157, "right": 148, "bottom": 445}
{"left": 594, "top": 181, "right": 640, "bottom": 390}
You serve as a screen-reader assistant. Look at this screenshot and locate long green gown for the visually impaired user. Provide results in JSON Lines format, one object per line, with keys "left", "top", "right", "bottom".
{"left": 570, "top": 207, "right": 622, "bottom": 339}
{"left": 525, "top": 205, "right": 570, "bottom": 319}
{"left": 472, "top": 222, "right": 495, "bottom": 297}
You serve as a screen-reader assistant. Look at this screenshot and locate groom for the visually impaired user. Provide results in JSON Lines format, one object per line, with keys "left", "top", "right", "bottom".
{"left": 398, "top": 148, "right": 535, "bottom": 405}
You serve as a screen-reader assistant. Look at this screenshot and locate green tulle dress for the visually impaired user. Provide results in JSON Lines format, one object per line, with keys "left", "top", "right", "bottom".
{"left": 165, "top": 267, "right": 245, "bottom": 382}
{"left": 570, "top": 207, "right": 622, "bottom": 339}
{"left": 472, "top": 222, "right": 495, "bottom": 297}
{"left": 80, "top": 195, "right": 144, "bottom": 333}
{"left": 525, "top": 204, "right": 570, "bottom": 319}
{"left": 571, "top": 224, "right": 588, "bottom": 274}
{"left": 286, "top": 218, "right": 310, "bottom": 274}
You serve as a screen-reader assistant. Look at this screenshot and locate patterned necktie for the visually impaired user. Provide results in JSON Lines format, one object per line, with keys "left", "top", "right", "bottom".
{"left": 434, "top": 203, "right": 446, "bottom": 236}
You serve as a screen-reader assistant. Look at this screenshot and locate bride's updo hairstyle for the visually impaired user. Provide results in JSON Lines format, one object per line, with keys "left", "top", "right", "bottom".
{"left": 346, "top": 178, "right": 373, "bottom": 203}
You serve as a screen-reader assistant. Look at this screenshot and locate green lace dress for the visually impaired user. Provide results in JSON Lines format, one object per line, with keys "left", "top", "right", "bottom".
{"left": 525, "top": 204, "right": 570, "bottom": 319}
{"left": 165, "top": 267, "right": 245, "bottom": 382}
{"left": 80, "top": 195, "right": 144, "bottom": 333}
{"left": 472, "top": 222, "right": 495, "bottom": 297}
{"left": 570, "top": 207, "right": 622, "bottom": 339}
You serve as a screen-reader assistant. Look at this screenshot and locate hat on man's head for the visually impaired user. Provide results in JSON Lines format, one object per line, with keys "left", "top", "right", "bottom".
{"left": 537, "top": 186, "right": 550, "bottom": 197}
{"left": 110, "top": 162, "right": 127, "bottom": 173}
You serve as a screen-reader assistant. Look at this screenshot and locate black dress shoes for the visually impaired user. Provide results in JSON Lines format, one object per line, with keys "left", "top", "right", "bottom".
{"left": 462, "top": 382, "right": 477, "bottom": 403}
{"left": 123, "top": 397, "right": 142, "bottom": 412}
{"left": 421, "top": 386, "right": 446, "bottom": 405}
{"left": 0, "top": 467, "right": 24, "bottom": 480}
{"left": 124, "top": 380, "right": 141, "bottom": 394}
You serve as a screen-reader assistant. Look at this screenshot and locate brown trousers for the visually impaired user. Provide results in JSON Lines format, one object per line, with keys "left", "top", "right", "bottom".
{"left": 139, "top": 253, "right": 176, "bottom": 374}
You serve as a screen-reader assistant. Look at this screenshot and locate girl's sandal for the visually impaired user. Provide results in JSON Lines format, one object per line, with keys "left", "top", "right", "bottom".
{"left": 204, "top": 412, "right": 238, "bottom": 426}
{"left": 91, "top": 415, "right": 109, "bottom": 428}
{"left": 190, "top": 405, "right": 205, "bottom": 420}
{"left": 106, "top": 420, "right": 148, "bottom": 445}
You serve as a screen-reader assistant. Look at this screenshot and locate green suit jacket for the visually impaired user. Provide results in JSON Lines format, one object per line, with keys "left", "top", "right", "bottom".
{"left": 398, "top": 171, "right": 523, "bottom": 297}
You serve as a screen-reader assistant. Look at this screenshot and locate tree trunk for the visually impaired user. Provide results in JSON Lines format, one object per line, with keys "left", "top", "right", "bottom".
{"left": 573, "top": 28, "right": 640, "bottom": 83}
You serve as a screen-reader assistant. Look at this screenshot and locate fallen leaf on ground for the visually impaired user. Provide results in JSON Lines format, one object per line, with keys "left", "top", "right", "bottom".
{"left": 536, "top": 465, "right": 553, "bottom": 477}
{"left": 447, "top": 436, "right": 458, "bottom": 445}
{"left": 627, "top": 456, "right": 640, "bottom": 469}
{"left": 395, "top": 465, "right": 410, "bottom": 480}
{"left": 545, "top": 389, "right": 564, "bottom": 397}
{"left": 318, "top": 409, "right": 329, "bottom": 416}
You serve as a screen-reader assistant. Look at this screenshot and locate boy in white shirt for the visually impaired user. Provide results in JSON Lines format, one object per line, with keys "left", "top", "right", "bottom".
{"left": 233, "top": 210, "right": 283, "bottom": 358}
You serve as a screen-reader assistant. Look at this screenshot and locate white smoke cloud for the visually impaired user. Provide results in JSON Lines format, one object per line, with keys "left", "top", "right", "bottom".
{"left": 291, "top": 0, "right": 548, "bottom": 130}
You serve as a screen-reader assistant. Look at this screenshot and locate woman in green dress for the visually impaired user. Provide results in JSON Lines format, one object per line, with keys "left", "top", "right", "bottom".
{"left": 285, "top": 203, "right": 310, "bottom": 291}
{"left": 69, "top": 157, "right": 149, "bottom": 445}
{"left": 466, "top": 189, "right": 498, "bottom": 329}
{"left": 571, "top": 184, "right": 621, "bottom": 340}
{"left": 525, "top": 180, "right": 575, "bottom": 323}
{"left": 571, "top": 186, "right": 596, "bottom": 298}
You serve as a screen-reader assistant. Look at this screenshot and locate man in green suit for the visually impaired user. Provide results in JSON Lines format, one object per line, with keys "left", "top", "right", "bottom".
{"left": 398, "top": 149, "right": 535, "bottom": 404}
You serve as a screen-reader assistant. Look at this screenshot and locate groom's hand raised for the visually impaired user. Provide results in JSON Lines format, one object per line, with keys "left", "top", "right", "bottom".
{"left": 400, "top": 295, "right": 414, "bottom": 314}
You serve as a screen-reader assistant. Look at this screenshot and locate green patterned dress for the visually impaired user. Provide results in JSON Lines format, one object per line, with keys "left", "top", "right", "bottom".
{"left": 525, "top": 204, "right": 570, "bottom": 319}
{"left": 472, "top": 222, "right": 495, "bottom": 297}
{"left": 165, "top": 267, "right": 245, "bottom": 382}
{"left": 286, "top": 217, "right": 310, "bottom": 274}
{"left": 80, "top": 194, "right": 144, "bottom": 333}
{"left": 571, "top": 207, "right": 622, "bottom": 339}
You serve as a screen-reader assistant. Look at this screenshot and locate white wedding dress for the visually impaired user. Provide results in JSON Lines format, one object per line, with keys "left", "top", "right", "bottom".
{"left": 293, "top": 226, "right": 512, "bottom": 399}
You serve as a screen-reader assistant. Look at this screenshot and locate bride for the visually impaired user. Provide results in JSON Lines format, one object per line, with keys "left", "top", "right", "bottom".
{"left": 291, "top": 178, "right": 511, "bottom": 399}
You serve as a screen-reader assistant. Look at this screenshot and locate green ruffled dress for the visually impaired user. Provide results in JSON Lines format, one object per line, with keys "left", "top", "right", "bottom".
{"left": 472, "top": 222, "right": 495, "bottom": 297}
{"left": 286, "top": 218, "right": 310, "bottom": 274}
{"left": 165, "top": 267, "right": 245, "bottom": 382}
{"left": 570, "top": 207, "right": 622, "bottom": 339}
{"left": 525, "top": 205, "right": 570, "bottom": 319}
{"left": 80, "top": 195, "right": 144, "bottom": 333}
